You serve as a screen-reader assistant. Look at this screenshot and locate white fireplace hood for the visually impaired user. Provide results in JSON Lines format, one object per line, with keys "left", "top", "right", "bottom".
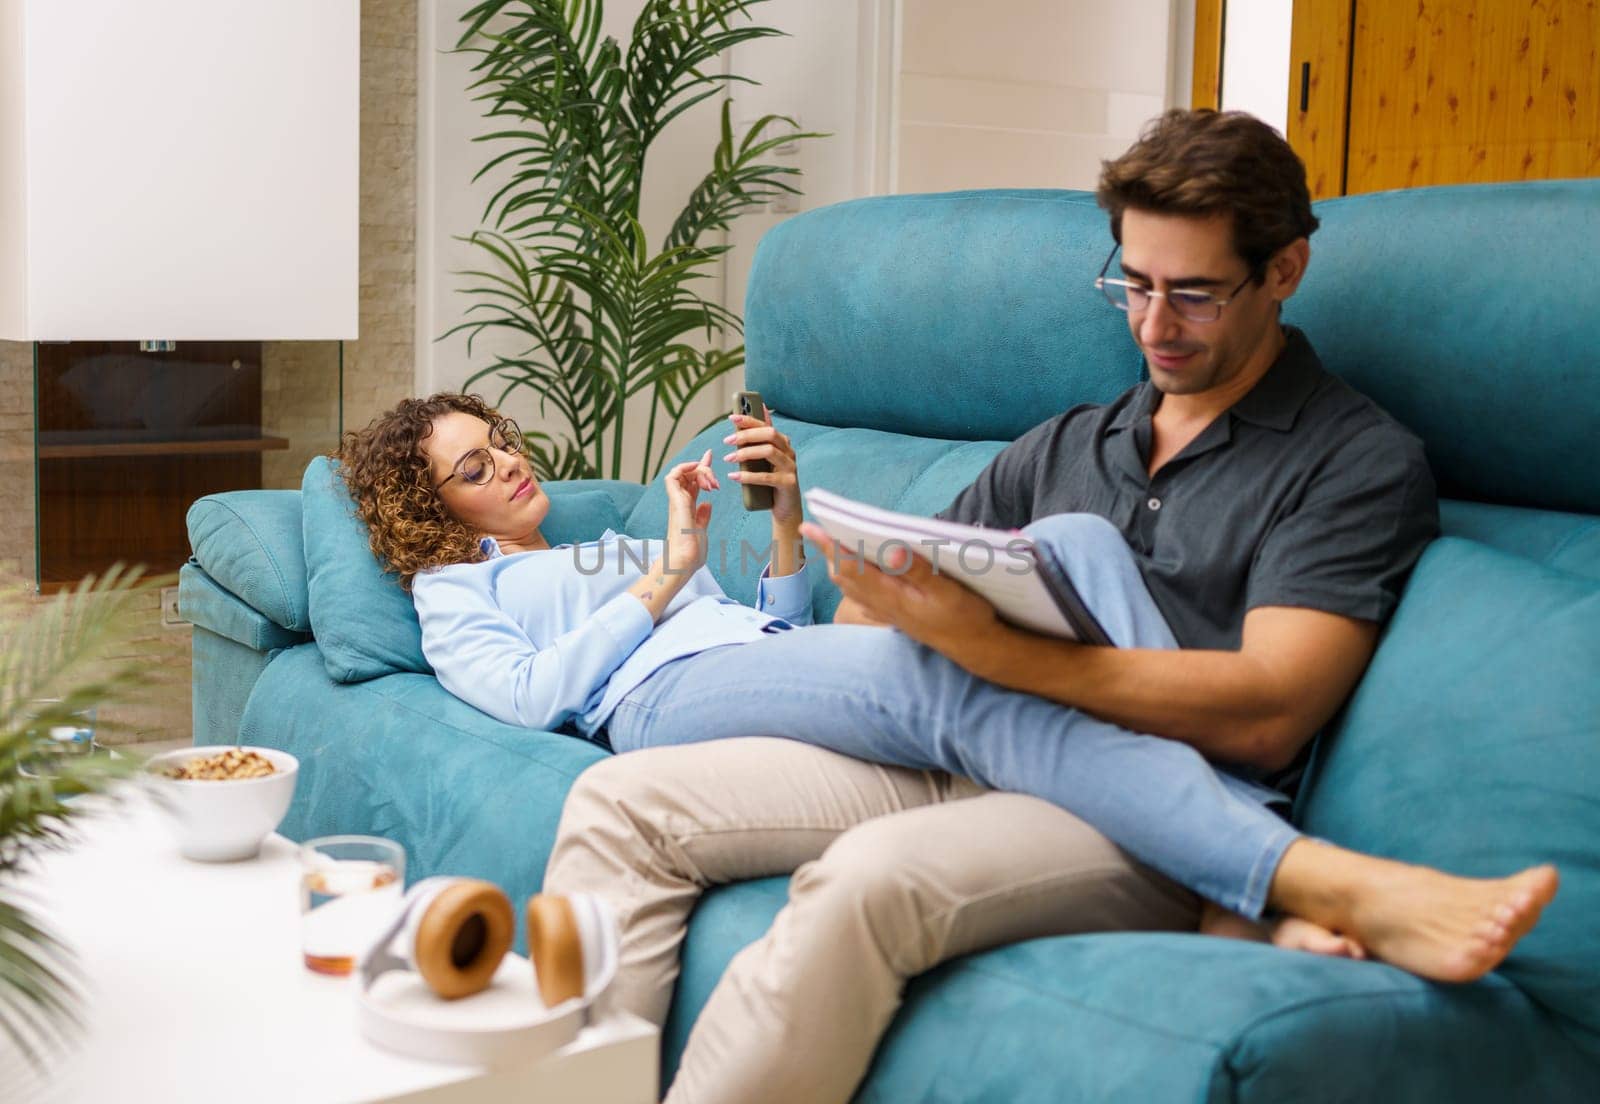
{"left": 0, "top": 0, "right": 358, "bottom": 341}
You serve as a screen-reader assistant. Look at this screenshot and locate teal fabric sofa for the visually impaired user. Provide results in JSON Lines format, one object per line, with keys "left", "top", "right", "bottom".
{"left": 181, "top": 181, "right": 1600, "bottom": 1101}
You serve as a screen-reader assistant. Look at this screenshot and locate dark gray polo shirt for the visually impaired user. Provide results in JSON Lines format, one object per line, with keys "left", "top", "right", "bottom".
{"left": 938, "top": 328, "right": 1439, "bottom": 653}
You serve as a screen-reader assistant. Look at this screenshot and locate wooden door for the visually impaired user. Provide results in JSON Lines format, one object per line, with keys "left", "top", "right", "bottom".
{"left": 1287, "top": 0, "right": 1600, "bottom": 198}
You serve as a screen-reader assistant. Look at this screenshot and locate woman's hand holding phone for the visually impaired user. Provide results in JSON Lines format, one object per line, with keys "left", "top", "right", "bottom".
{"left": 725, "top": 408, "right": 805, "bottom": 577}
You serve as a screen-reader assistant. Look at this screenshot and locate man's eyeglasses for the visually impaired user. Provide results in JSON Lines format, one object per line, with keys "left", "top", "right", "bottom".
{"left": 1094, "top": 246, "right": 1258, "bottom": 323}
{"left": 435, "top": 419, "right": 524, "bottom": 490}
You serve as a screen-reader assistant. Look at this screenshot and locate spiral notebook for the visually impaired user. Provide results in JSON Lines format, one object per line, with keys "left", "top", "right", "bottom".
{"left": 803, "top": 488, "right": 1112, "bottom": 646}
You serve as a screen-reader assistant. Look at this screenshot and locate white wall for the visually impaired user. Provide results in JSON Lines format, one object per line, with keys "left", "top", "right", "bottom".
{"left": 895, "top": 0, "right": 1172, "bottom": 193}
{"left": 1220, "top": 0, "right": 1293, "bottom": 134}
{"left": 0, "top": 0, "right": 26, "bottom": 338}
{"left": 718, "top": 0, "right": 872, "bottom": 395}
{"left": 1168, "top": 0, "right": 1195, "bottom": 109}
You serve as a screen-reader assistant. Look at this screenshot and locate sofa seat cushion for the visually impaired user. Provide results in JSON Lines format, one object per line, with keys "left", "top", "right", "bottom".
{"left": 232, "top": 641, "right": 1600, "bottom": 1100}
{"left": 233, "top": 641, "right": 607, "bottom": 929}
{"left": 1299, "top": 537, "right": 1600, "bottom": 1034}
{"left": 186, "top": 489, "right": 311, "bottom": 632}
{"left": 301, "top": 456, "right": 643, "bottom": 683}
{"left": 667, "top": 890, "right": 1596, "bottom": 1102}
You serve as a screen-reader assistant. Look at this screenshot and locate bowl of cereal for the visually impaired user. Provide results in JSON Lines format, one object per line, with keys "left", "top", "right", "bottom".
{"left": 146, "top": 745, "right": 299, "bottom": 861}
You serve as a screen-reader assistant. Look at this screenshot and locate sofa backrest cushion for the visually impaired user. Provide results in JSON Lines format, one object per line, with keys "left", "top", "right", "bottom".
{"left": 186, "top": 490, "right": 311, "bottom": 633}
{"left": 1286, "top": 179, "right": 1600, "bottom": 515}
{"left": 744, "top": 190, "right": 1141, "bottom": 442}
{"left": 302, "top": 456, "right": 432, "bottom": 683}
{"left": 1297, "top": 537, "right": 1600, "bottom": 1033}
{"left": 746, "top": 180, "right": 1600, "bottom": 516}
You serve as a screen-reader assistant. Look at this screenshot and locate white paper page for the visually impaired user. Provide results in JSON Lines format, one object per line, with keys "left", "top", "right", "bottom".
{"left": 804, "top": 488, "right": 1079, "bottom": 640}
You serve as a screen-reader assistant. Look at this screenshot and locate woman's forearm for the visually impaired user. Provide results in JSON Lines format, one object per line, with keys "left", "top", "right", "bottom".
{"left": 629, "top": 556, "right": 690, "bottom": 622}
{"left": 771, "top": 519, "right": 806, "bottom": 578}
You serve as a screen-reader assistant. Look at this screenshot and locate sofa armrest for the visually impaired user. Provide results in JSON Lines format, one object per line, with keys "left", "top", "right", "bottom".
{"left": 180, "top": 563, "right": 309, "bottom": 653}
{"left": 186, "top": 490, "right": 310, "bottom": 633}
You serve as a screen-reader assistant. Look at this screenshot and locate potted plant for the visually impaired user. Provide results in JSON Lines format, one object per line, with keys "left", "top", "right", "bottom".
{"left": 450, "top": 0, "right": 826, "bottom": 481}
{"left": 0, "top": 568, "right": 164, "bottom": 1065}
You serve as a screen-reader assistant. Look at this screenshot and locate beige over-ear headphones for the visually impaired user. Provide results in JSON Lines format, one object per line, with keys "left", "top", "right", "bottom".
{"left": 358, "top": 877, "right": 614, "bottom": 1006}
{"left": 355, "top": 878, "right": 620, "bottom": 1067}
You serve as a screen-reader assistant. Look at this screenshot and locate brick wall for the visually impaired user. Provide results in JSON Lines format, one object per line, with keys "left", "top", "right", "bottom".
{"left": 345, "top": 0, "right": 418, "bottom": 434}
{"left": 0, "top": 341, "right": 32, "bottom": 585}
{"left": 261, "top": 341, "right": 343, "bottom": 491}
{"left": 0, "top": 0, "right": 418, "bottom": 745}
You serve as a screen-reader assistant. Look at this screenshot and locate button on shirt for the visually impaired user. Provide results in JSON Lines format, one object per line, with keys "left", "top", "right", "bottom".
{"left": 412, "top": 531, "right": 813, "bottom": 736}
{"left": 938, "top": 328, "right": 1439, "bottom": 652}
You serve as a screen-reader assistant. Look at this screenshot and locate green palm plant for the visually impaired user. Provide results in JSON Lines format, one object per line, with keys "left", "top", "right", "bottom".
{"left": 449, "top": 0, "right": 826, "bottom": 482}
{"left": 0, "top": 567, "right": 167, "bottom": 1065}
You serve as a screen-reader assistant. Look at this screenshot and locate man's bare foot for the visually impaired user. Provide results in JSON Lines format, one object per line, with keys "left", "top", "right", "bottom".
{"left": 1199, "top": 902, "right": 1366, "bottom": 960}
{"left": 1270, "top": 840, "right": 1559, "bottom": 983}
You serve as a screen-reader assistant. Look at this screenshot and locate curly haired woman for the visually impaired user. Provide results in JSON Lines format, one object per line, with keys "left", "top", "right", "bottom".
{"left": 334, "top": 392, "right": 1555, "bottom": 991}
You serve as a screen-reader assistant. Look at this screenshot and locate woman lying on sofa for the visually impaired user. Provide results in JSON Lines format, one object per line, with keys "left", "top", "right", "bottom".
{"left": 335, "top": 391, "right": 1556, "bottom": 982}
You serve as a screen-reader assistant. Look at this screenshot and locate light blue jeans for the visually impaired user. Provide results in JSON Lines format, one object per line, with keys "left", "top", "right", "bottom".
{"left": 604, "top": 513, "right": 1300, "bottom": 918}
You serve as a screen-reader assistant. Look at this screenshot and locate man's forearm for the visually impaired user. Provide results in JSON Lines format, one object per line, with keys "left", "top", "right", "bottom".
{"left": 832, "top": 595, "right": 888, "bottom": 627}
{"left": 945, "top": 622, "right": 1303, "bottom": 770}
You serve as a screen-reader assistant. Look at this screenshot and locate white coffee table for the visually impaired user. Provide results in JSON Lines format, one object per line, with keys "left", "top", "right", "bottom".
{"left": 5, "top": 794, "right": 658, "bottom": 1103}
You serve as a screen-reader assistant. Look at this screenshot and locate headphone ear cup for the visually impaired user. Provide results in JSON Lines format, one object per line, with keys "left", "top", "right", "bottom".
{"left": 413, "top": 880, "right": 515, "bottom": 1000}
{"left": 526, "top": 894, "right": 586, "bottom": 1007}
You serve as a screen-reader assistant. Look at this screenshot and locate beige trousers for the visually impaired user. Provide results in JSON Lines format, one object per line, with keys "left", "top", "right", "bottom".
{"left": 545, "top": 738, "right": 1200, "bottom": 1104}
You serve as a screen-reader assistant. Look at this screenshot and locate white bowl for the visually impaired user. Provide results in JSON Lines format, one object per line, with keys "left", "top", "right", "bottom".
{"left": 146, "top": 746, "right": 299, "bottom": 862}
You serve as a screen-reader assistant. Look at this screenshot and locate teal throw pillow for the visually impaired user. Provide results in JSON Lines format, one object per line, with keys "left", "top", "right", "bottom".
{"left": 302, "top": 456, "right": 431, "bottom": 683}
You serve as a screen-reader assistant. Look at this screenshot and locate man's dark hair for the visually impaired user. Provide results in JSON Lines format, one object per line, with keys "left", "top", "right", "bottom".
{"left": 1096, "top": 109, "right": 1319, "bottom": 279}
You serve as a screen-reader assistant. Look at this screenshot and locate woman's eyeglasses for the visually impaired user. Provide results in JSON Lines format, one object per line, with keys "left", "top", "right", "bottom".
{"left": 435, "top": 419, "right": 524, "bottom": 490}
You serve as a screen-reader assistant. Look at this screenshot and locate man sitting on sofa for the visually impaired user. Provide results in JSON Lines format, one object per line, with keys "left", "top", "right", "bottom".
{"left": 543, "top": 110, "right": 1561, "bottom": 1103}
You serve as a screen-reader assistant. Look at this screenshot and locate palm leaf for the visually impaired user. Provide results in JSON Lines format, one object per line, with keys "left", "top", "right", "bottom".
{"left": 450, "top": 0, "right": 824, "bottom": 481}
{"left": 0, "top": 567, "right": 169, "bottom": 1066}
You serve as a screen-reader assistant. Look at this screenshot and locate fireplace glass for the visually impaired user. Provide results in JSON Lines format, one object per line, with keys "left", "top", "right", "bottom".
{"left": 32, "top": 341, "right": 342, "bottom": 588}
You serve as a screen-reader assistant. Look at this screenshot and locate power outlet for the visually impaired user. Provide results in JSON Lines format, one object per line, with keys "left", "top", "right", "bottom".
{"left": 160, "top": 585, "right": 187, "bottom": 628}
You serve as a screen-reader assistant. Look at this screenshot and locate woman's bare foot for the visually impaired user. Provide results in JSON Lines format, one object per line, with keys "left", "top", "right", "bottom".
{"left": 1270, "top": 840, "right": 1559, "bottom": 983}
{"left": 1199, "top": 902, "right": 1366, "bottom": 960}
{"left": 1271, "top": 917, "right": 1365, "bottom": 960}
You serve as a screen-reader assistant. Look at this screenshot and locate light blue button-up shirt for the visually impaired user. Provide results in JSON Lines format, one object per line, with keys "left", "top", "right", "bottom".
{"left": 412, "top": 530, "right": 813, "bottom": 736}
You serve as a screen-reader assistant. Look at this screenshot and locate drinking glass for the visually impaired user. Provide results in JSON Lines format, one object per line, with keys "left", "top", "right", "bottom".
{"left": 299, "top": 836, "right": 405, "bottom": 976}
{"left": 18, "top": 701, "right": 97, "bottom": 778}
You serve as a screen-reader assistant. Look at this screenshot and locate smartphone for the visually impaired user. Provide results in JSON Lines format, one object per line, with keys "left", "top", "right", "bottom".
{"left": 733, "top": 390, "right": 774, "bottom": 511}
